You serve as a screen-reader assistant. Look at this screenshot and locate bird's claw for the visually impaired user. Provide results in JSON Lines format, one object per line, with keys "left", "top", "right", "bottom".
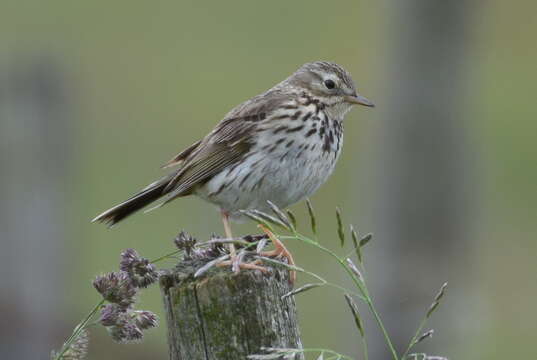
{"left": 258, "top": 224, "right": 296, "bottom": 284}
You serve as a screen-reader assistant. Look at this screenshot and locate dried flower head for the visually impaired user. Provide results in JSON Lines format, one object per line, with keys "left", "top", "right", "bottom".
{"left": 93, "top": 272, "right": 136, "bottom": 308}
{"left": 99, "top": 303, "right": 123, "bottom": 327}
{"left": 174, "top": 231, "right": 197, "bottom": 256}
{"left": 107, "top": 315, "right": 144, "bottom": 344}
{"left": 119, "top": 248, "right": 158, "bottom": 288}
{"left": 99, "top": 304, "right": 158, "bottom": 343}
{"left": 184, "top": 234, "right": 228, "bottom": 260}
{"left": 132, "top": 310, "right": 158, "bottom": 330}
{"left": 204, "top": 234, "right": 227, "bottom": 257}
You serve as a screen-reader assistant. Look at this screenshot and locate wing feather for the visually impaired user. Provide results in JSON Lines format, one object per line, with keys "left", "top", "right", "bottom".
{"left": 160, "top": 89, "right": 293, "bottom": 200}
{"left": 161, "top": 140, "right": 202, "bottom": 169}
{"left": 162, "top": 119, "right": 255, "bottom": 195}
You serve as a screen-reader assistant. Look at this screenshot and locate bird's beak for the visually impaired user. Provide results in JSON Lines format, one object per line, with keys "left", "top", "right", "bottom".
{"left": 344, "top": 93, "right": 375, "bottom": 107}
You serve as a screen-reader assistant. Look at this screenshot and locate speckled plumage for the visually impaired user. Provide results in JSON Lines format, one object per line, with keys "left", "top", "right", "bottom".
{"left": 197, "top": 93, "right": 345, "bottom": 220}
{"left": 93, "top": 61, "right": 373, "bottom": 226}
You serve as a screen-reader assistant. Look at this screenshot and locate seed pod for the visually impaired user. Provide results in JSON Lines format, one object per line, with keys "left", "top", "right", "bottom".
{"left": 427, "top": 282, "right": 448, "bottom": 318}
{"left": 281, "top": 283, "right": 323, "bottom": 300}
{"left": 336, "top": 207, "right": 345, "bottom": 247}
{"left": 415, "top": 329, "right": 434, "bottom": 345}
{"left": 359, "top": 233, "right": 372, "bottom": 248}
{"left": 249, "top": 209, "right": 289, "bottom": 230}
{"left": 240, "top": 210, "right": 274, "bottom": 231}
{"left": 267, "top": 200, "right": 293, "bottom": 231}
{"left": 346, "top": 258, "right": 363, "bottom": 281}
{"left": 286, "top": 209, "right": 297, "bottom": 229}
{"left": 350, "top": 225, "right": 362, "bottom": 263}
{"left": 306, "top": 199, "right": 317, "bottom": 234}
{"left": 344, "top": 294, "right": 364, "bottom": 337}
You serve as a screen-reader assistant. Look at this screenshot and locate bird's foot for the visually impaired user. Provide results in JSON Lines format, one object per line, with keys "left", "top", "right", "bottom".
{"left": 258, "top": 224, "right": 296, "bottom": 283}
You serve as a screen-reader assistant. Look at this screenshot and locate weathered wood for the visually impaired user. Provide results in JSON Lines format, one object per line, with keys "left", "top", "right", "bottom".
{"left": 160, "top": 258, "right": 303, "bottom": 360}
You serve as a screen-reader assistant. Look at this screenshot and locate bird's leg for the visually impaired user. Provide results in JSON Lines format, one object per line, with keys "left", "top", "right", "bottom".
{"left": 258, "top": 224, "right": 296, "bottom": 283}
{"left": 221, "top": 211, "right": 237, "bottom": 270}
{"left": 217, "top": 211, "right": 268, "bottom": 273}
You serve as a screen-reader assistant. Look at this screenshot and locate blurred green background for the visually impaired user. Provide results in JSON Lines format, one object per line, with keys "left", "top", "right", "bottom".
{"left": 1, "top": 1, "right": 536, "bottom": 359}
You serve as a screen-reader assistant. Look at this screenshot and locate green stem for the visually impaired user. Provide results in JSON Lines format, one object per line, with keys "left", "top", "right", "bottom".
{"left": 258, "top": 256, "right": 365, "bottom": 301}
{"left": 150, "top": 249, "right": 182, "bottom": 263}
{"left": 361, "top": 335, "right": 369, "bottom": 360}
{"left": 291, "top": 233, "right": 399, "bottom": 360}
{"left": 53, "top": 299, "right": 105, "bottom": 360}
{"left": 401, "top": 316, "right": 428, "bottom": 359}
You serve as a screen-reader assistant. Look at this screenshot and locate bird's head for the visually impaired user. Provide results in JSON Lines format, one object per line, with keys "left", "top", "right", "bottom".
{"left": 285, "top": 61, "right": 374, "bottom": 119}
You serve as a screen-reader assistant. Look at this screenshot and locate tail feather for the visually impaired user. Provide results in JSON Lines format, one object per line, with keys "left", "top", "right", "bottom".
{"left": 92, "top": 177, "right": 171, "bottom": 227}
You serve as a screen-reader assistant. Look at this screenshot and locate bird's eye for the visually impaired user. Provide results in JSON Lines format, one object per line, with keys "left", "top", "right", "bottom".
{"left": 324, "top": 79, "right": 336, "bottom": 89}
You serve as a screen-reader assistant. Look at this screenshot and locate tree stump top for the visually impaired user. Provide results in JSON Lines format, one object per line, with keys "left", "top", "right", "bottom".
{"left": 160, "top": 250, "right": 303, "bottom": 360}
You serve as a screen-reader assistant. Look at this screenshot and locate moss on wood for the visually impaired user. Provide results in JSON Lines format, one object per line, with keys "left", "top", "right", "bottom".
{"left": 160, "top": 259, "right": 303, "bottom": 360}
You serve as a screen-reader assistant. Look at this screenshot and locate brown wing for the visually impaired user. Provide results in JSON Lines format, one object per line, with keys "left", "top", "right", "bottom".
{"left": 159, "top": 89, "right": 293, "bottom": 205}
{"left": 162, "top": 119, "right": 255, "bottom": 196}
{"left": 161, "top": 140, "right": 202, "bottom": 169}
{"left": 93, "top": 89, "right": 294, "bottom": 224}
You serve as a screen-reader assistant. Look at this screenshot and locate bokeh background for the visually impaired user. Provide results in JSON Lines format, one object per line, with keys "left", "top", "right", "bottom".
{"left": 1, "top": 1, "right": 536, "bottom": 359}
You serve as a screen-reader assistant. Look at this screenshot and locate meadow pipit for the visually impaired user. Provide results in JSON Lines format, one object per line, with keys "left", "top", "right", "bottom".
{"left": 93, "top": 61, "right": 374, "bottom": 274}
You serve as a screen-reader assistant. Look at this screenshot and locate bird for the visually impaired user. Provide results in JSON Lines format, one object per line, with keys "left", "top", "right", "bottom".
{"left": 93, "top": 61, "right": 374, "bottom": 274}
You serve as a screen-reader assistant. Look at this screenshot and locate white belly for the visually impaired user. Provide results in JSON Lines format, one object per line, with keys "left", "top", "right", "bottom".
{"left": 196, "top": 116, "right": 343, "bottom": 220}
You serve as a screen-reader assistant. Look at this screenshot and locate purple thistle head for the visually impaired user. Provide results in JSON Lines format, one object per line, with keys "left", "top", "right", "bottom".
{"left": 93, "top": 271, "right": 137, "bottom": 308}
{"left": 119, "top": 248, "right": 159, "bottom": 288}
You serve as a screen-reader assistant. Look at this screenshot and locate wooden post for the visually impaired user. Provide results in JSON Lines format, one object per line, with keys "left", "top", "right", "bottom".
{"left": 160, "top": 258, "right": 303, "bottom": 360}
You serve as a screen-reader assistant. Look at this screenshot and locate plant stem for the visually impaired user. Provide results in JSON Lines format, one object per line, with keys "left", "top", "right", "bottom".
{"left": 257, "top": 256, "right": 365, "bottom": 301}
{"left": 53, "top": 299, "right": 105, "bottom": 360}
{"left": 361, "top": 335, "right": 369, "bottom": 360}
{"left": 401, "top": 316, "right": 429, "bottom": 359}
{"left": 150, "top": 249, "right": 182, "bottom": 263}
{"left": 292, "top": 233, "right": 399, "bottom": 360}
